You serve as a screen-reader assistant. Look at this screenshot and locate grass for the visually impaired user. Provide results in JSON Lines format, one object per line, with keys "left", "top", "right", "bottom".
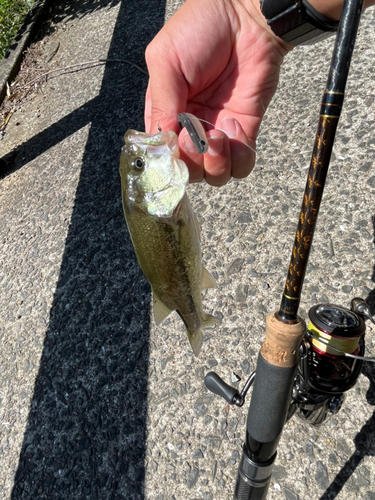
{"left": 0, "top": 0, "right": 35, "bottom": 60}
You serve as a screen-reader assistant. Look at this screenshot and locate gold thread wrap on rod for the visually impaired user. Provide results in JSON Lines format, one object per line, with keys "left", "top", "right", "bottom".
{"left": 278, "top": 0, "right": 364, "bottom": 321}
{"left": 279, "top": 111, "right": 341, "bottom": 319}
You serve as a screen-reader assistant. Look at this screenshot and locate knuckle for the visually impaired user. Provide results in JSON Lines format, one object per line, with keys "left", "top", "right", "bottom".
{"left": 231, "top": 161, "right": 253, "bottom": 179}
{"left": 145, "top": 41, "right": 157, "bottom": 64}
{"left": 206, "top": 177, "right": 228, "bottom": 187}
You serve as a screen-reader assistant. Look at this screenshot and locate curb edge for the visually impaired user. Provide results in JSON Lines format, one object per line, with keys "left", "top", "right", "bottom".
{"left": 0, "top": 0, "right": 49, "bottom": 105}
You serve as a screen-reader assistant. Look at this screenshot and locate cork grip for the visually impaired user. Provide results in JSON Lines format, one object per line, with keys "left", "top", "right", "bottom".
{"left": 260, "top": 313, "right": 306, "bottom": 368}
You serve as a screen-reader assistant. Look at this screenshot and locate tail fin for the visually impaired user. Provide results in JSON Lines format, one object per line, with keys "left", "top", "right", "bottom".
{"left": 188, "top": 313, "right": 220, "bottom": 357}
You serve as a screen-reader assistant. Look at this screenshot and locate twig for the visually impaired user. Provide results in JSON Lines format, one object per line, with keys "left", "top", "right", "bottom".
{"left": 0, "top": 110, "right": 14, "bottom": 130}
{"left": 13, "top": 58, "right": 148, "bottom": 92}
{"left": 46, "top": 42, "right": 60, "bottom": 63}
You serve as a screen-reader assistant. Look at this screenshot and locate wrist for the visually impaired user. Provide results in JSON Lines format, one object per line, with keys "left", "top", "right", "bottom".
{"left": 307, "top": 0, "right": 343, "bottom": 21}
{"left": 309, "top": 0, "right": 375, "bottom": 20}
{"left": 255, "top": 0, "right": 341, "bottom": 47}
{"left": 246, "top": 0, "right": 295, "bottom": 52}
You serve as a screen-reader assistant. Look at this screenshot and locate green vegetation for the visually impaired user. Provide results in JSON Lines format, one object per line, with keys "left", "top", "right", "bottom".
{"left": 0, "top": 0, "right": 34, "bottom": 60}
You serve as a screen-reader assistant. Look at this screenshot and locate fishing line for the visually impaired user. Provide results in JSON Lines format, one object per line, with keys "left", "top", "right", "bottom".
{"left": 308, "top": 321, "right": 361, "bottom": 354}
{"left": 10, "top": 58, "right": 148, "bottom": 94}
{"left": 198, "top": 117, "right": 257, "bottom": 154}
{"left": 306, "top": 331, "right": 375, "bottom": 362}
{"left": 178, "top": 113, "right": 256, "bottom": 155}
{"left": 304, "top": 303, "right": 375, "bottom": 362}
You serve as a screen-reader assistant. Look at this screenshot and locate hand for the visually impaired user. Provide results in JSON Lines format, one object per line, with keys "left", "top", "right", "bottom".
{"left": 145, "top": 0, "right": 292, "bottom": 186}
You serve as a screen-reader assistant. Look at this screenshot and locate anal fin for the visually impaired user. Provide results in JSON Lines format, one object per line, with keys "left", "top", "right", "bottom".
{"left": 201, "top": 265, "right": 217, "bottom": 289}
{"left": 188, "top": 330, "right": 203, "bottom": 357}
{"left": 188, "top": 313, "right": 220, "bottom": 357}
{"left": 202, "top": 313, "right": 220, "bottom": 328}
{"left": 153, "top": 289, "right": 172, "bottom": 325}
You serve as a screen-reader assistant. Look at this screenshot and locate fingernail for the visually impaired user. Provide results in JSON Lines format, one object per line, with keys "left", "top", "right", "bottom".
{"left": 208, "top": 135, "right": 224, "bottom": 156}
{"left": 221, "top": 117, "right": 237, "bottom": 138}
{"left": 182, "top": 131, "right": 197, "bottom": 153}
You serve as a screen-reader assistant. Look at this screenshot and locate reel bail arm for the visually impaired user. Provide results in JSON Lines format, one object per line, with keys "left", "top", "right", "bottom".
{"left": 351, "top": 297, "right": 375, "bottom": 325}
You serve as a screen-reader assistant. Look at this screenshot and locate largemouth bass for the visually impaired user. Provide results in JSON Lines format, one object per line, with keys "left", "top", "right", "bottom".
{"left": 120, "top": 129, "right": 219, "bottom": 356}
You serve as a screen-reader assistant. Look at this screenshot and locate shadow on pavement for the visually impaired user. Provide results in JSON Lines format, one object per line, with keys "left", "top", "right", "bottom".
{"left": 319, "top": 363, "right": 375, "bottom": 500}
{"left": 369, "top": 214, "right": 375, "bottom": 313}
{"left": 0, "top": 0, "right": 148, "bottom": 178}
{"left": 319, "top": 213, "right": 375, "bottom": 500}
{"left": 10, "top": 1, "right": 166, "bottom": 498}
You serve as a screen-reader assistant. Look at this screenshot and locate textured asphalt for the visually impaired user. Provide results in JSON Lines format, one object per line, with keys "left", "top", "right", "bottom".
{"left": 0, "top": 1, "right": 375, "bottom": 500}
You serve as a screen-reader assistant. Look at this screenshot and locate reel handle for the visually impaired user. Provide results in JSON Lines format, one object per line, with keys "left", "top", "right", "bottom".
{"left": 204, "top": 372, "right": 241, "bottom": 406}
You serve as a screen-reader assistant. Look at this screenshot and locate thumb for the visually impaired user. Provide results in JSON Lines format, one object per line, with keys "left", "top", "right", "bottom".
{"left": 145, "top": 44, "right": 187, "bottom": 134}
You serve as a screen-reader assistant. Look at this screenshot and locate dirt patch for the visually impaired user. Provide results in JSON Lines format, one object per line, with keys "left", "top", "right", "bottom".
{"left": 0, "top": 35, "right": 61, "bottom": 134}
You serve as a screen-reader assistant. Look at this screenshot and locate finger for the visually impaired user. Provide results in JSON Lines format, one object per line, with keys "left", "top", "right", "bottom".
{"left": 220, "top": 117, "right": 256, "bottom": 178}
{"left": 144, "top": 83, "right": 152, "bottom": 132}
{"left": 145, "top": 39, "right": 188, "bottom": 134}
{"left": 179, "top": 130, "right": 205, "bottom": 183}
{"left": 203, "top": 130, "right": 232, "bottom": 186}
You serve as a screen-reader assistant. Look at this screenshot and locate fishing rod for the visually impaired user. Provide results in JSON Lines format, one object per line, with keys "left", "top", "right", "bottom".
{"left": 202, "top": 0, "right": 368, "bottom": 498}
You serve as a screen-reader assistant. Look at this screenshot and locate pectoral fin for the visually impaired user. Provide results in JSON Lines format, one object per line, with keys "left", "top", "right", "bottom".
{"left": 153, "top": 290, "right": 172, "bottom": 325}
{"left": 201, "top": 266, "right": 217, "bottom": 289}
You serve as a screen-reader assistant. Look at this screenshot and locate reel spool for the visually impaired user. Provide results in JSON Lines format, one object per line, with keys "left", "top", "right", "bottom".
{"left": 289, "top": 303, "right": 366, "bottom": 426}
{"left": 300, "top": 303, "right": 366, "bottom": 395}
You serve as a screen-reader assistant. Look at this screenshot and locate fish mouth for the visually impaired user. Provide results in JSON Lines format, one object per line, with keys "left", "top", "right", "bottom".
{"left": 124, "top": 130, "right": 178, "bottom": 158}
{"left": 121, "top": 129, "right": 188, "bottom": 218}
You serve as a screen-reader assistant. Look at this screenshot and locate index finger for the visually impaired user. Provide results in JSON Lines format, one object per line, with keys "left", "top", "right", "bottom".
{"left": 145, "top": 39, "right": 188, "bottom": 134}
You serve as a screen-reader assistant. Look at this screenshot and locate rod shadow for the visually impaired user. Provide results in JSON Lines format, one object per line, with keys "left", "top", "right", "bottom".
{"left": 368, "top": 213, "right": 375, "bottom": 312}
{"left": 318, "top": 362, "right": 375, "bottom": 500}
{"left": 319, "top": 214, "right": 375, "bottom": 500}
{"left": 9, "top": 1, "right": 166, "bottom": 499}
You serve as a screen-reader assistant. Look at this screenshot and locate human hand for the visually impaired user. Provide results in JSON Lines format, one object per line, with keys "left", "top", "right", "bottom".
{"left": 145, "top": 0, "right": 292, "bottom": 186}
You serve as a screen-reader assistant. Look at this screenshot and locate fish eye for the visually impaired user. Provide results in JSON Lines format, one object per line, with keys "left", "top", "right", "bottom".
{"left": 132, "top": 157, "right": 145, "bottom": 170}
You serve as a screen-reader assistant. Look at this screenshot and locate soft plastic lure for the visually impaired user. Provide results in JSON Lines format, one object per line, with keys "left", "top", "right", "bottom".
{"left": 178, "top": 113, "right": 209, "bottom": 154}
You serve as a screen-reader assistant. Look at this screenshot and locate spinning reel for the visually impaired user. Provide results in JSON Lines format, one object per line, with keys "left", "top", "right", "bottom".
{"left": 289, "top": 298, "right": 372, "bottom": 426}
{"left": 205, "top": 298, "right": 374, "bottom": 427}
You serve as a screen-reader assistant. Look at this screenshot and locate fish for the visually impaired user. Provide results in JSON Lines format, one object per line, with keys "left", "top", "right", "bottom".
{"left": 119, "top": 129, "right": 219, "bottom": 356}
